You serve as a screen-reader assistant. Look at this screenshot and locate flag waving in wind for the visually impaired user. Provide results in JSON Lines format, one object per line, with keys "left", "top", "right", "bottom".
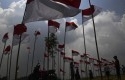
{"left": 23, "top": 0, "right": 81, "bottom": 23}
{"left": 52, "top": 0, "right": 81, "bottom": 8}
{"left": 2, "top": 33, "right": 9, "bottom": 43}
{"left": 82, "top": 5, "right": 101, "bottom": 22}
{"left": 72, "top": 50, "right": 79, "bottom": 56}
{"left": 4, "top": 45, "right": 11, "bottom": 55}
{"left": 48, "top": 20, "right": 60, "bottom": 33}
{"left": 66, "top": 22, "right": 78, "bottom": 31}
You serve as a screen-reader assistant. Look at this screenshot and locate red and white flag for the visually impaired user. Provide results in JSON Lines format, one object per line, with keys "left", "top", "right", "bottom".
{"left": 23, "top": 0, "right": 81, "bottom": 23}
{"left": 74, "top": 62, "right": 79, "bottom": 67}
{"left": 82, "top": 5, "right": 101, "bottom": 22}
{"left": 4, "top": 45, "right": 11, "bottom": 55}
{"left": 64, "top": 56, "right": 73, "bottom": 62}
{"left": 48, "top": 20, "right": 60, "bottom": 33}
{"left": 34, "top": 31, "right": 41, "bottom": 36}
{"left": 81, "top": 53, "right": 89, "bottom": 59}
{"left": 66, "top": 22, "right": 78, "bottom": 31}
{"left": 89, "top": 58, "right": 95, "bottom": 63}
{"left": 2, "top": 33, "right": 9, "bottom": 43}
{"left": 13, "top": 24, "right": 27, "bottom": 35}
{"left": 52, "top": 0, "right": 81, "bottom": 8}
{"left": 72, "top": 50, "right": 79, "bottom": 56}
{"left": 60, "top": 52, "right": 65, "bottom": 57}
{"left": 80, "top": 60, "right": 83, "bottom": 63}
{"left": 58, "top": 44, "right": 65, "bottom": 48}
{"left": 84, "top": 61, "right": 90, "bottom": 65}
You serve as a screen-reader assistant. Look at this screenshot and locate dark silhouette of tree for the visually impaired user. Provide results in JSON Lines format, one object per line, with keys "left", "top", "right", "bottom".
{"left": 45, "top": 33, "right": 58, "bottom": 69}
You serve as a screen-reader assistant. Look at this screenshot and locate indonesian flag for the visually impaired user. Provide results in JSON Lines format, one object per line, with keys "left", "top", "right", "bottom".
{"left": 72, "top": 50, "right": 79, "bottom": 56}
{"left": 60, "top": 52, "right": 65, "bottom": 57}
{"left": 101, "top": 58, "right": 108, "bottom": 62}
{"left": 81, "top": 53, "right": 89, "bottom": 59}
{"left": 13, "top": 33, "right": 30, "bottom": 46}
{"left": 89, "top": 58, "right": 95, "bottom": 63}
{"left": 23, "top": 0, "right": 81, "bottom": 23}
{"left": 13, "top": 24, "right": 27, "bottom": 35}
{"left": 48, "top": 20, "right": 60, "bottom": 33}
{"left": 4, "top": 45, "right": 11, "bottom": 55}
{"left": 52, "top": 0, "right": 81, "bottom": 8}
{"left": 34, "top": 31, "right": 41, "bottom": 36}
{"left": 74, "top": 62, "right": 79, "bottom": 67}
{"left": 84, "top": 61, "right": 90, "bottom": 65}
{"left": 82, "top": 5, "right": 101, "bottom": 22}
{"left": 80, "top": 60, "right": 83, "bottom": 63}
{"left": 58, "top": 44, "right": 65, "bottom": 48}
{"left": 64, "top": 56, "right": 73, "bottom": 62}
{"left": 66, "top": 22, "right": 78, "bottom": 31}
{"left": 2, "top": 33, "right": 9, "bottom": 43}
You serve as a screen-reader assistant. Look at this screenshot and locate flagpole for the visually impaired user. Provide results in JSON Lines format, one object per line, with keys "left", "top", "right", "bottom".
{"left": 26, "top": 48, "right": 30, "bottom": 77}
{"left": 43, "top": 41, "right": 46, "bottom": 70}
{"left": 14, "top": 2, "right": 27, "bottom": 80}
{"left": 80, "top": 61, "right": 83, "bottom": 78}
{"left": 6, "top": 54, "right": 10, "bottom": 79}
{"left": 57, "top": 48, "right": 60, "bottom": 78}
{"left": 88, "top": 0, "right": 103, "bottom": 79}
{"left": 60, "top": 51, "right": 62, "bottom": 79}
{"left": 47, "top": 25, "right": 50, "bottom": 70}
{"left": 63, "top": 24, "right": 67, "bottom": 80}
{"left": 82, "top": 13, "right": 88, "bottom": 79}
{"left": 0, "top": 41, "right": 6, "bottom": 70}
{"left": 31, "top": 35, "right": 37, "bottom": 73}
{"left": 15, "top": 34, "right": 22, "bottom": 80}
{"left": 8, "top": 38, "right": 14, "bottom": 80}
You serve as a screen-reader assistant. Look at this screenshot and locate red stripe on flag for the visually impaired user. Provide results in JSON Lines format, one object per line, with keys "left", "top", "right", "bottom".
{"left": 52, "top": 0, "right": 81, "bottom": 8}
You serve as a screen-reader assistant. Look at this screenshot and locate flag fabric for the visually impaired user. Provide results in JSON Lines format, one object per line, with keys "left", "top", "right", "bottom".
{"left": 82, "top": 5, "right": 101, "bottom": 22}
{"left": 74, "top": 62, "right": 79, "bottom": 67}
{"left": 72, "top": 50, "right": 79, "bottom": 56}
{"left": 4, "top": 45, "right": 11, "bottom": 55}
{"left": 52, "top": 0, "right": 81, "bottom": 8}
{"left": 89, "top": 58, "right": 95, "bottom": 63}
{"left": 48, "top": 20, "right": 60, "bottom": 33}
{"left": 84, "top": 61, "right": 90, "bottom": 65}
{"left": 13, "top": 33, "right": 30, "bottom": 46}
{"left": 81, "top": 53, "right": 89, "bottom": 59}
{"left": 60, "top": 52, "right": 65, "bottom": 57}
{"left": 58, "top": 44, "right": 65, "bottom": 48}
{"left": 34, "top": 31, "right": 41, "bottom": 36}
{"left": 23, "top": 0, "right": 81, "bottom": 23}
{"left": 2, "top": 33, "right": 9, "bottom": 43}
{"left": 66, "top": 22, "right": 78, "bottom": 31}
{"left": 80, "top": 60, "right": 83, "bottom": 63}
{"left": 64, "top": 57, "right": 73, "bottom": 62}
{"left": 14, "top": 24, "right": 27, "bottom": 35}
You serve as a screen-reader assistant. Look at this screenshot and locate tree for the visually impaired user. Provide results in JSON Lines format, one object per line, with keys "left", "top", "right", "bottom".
{"left": 45, "top": 33, "right": 58, "bottom": 69}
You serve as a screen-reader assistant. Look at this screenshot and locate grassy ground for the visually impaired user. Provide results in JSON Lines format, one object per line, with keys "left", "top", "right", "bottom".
{"left": 81, "top": 75, "right": 125, "bottom": 80}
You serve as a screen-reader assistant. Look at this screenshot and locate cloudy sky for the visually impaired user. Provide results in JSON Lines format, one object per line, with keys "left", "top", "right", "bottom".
{"left": 0, "top": 0, "right": 125, "bottom": 79}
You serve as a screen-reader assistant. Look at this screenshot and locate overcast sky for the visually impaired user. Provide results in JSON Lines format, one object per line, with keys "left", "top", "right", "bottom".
{"left": 0, "top": 0, "right": 125, "bottom": 79}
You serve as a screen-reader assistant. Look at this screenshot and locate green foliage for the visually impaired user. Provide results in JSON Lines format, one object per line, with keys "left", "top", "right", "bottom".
{"left": 45, "top": 33, "right": 58, "bottom": 57}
